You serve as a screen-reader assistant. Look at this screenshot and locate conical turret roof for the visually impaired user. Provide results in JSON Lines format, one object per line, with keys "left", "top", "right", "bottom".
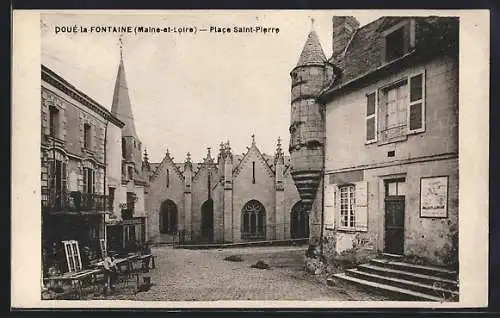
{"left": 111, "top": 57, "right": 138, "bottom": 138}
{"left": 296, "top": 30, "right": 327, "bottom": 67}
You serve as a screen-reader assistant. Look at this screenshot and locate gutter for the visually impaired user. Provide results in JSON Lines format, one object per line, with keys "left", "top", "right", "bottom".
{"left": 319, "top": 51, "right": 417, "bottom": 102}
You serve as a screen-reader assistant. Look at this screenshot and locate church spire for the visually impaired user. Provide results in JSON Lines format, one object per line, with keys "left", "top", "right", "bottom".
{"left": 111, "top": 37, "right": 138, "bottom": 139}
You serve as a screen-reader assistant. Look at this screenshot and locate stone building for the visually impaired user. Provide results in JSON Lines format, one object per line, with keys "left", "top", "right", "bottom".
{"left": 41, "top": 65, "right": 124, "bottom": 273}
{"left": 145, "top": 136, "right": 306, "bottom": 244}
{"left": 105, "top": 53, "right": 149, "bottom": 253}
{"left": 290, "top": 16, "right": 459, "bottom": 267}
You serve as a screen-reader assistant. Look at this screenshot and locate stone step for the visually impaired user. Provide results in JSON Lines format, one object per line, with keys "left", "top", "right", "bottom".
{"left": 346, "top": 268, "right": 459, "bottom": 300}
{"left": 380, "top": 253, "right": 404, "bottom": 260}
{"left": 370, "top": 258, "right": 457, "bottom": 280}
{"left": 329, "top": 273, "right": 443, "bottom": 301}
{"left": 358, "top": 264, "right": 458, "bottom": 290}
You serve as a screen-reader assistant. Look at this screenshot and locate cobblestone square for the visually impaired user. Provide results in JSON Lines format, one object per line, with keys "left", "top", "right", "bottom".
{"left": 102, "top": 245, "right": 388, "bottom": 301}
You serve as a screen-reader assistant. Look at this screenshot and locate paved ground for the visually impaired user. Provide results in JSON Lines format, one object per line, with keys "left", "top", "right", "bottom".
{"left": 102, "top": 245, "right": 388, "bottom": 301}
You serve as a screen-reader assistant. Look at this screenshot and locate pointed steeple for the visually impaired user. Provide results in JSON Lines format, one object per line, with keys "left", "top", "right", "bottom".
{"left": 111, "top": 42, "right": 138, "bottom": 139}
{"left": 296, "top": 29, "right": 327, "bottom": 67}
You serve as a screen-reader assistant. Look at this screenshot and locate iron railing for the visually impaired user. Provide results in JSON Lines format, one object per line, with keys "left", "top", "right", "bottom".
{"left": 44, "top": 190, "right": 108, "bottom": 212}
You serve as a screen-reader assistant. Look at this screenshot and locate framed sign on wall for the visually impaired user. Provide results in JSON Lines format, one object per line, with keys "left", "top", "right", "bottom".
{"left": 420, "top": 176, "right": 449, "bottom": 218}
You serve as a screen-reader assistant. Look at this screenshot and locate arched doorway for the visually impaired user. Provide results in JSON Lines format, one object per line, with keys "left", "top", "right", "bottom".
{"left": 242, "top": 200, "right": 266, "bottom": 240}
{"left": 160, "top": 199, "right": 178, "bottom": 234}
{"left": 201, "top": 199, "right": 214, "bottom": 242}
{"left": 291, "top": 201, "right": 309, "bottom": 239}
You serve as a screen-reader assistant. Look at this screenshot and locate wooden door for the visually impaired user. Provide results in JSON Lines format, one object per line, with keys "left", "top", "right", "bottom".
{"left": 384, "top": 196, "right": 405, "bottom": 255}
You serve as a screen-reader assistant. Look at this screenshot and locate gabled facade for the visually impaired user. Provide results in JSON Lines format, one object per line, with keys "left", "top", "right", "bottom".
{"left": 291, "top": 16, "right": 459, "bottom": 267}
{"left": 145, "top": 137, "right": 306, "bottom": 244}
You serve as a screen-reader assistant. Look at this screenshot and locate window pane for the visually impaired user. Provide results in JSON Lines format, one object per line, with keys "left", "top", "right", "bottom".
{"left": 366, "top": 117, "right": 375, "bottom": 141}
{"left": 409, "top": 103, "right": 423, "bottom": 130}
{"left": 388, "top": 182, "right": 397, "bottom": 196}
{"left": 367, "top": 93, "right": 376, "bottom": 116}
{"left": 410, "top": 74, "right": 423, "bottom": 102}
{"left": 397, "top": 181, "right": 406, "bottom": 195}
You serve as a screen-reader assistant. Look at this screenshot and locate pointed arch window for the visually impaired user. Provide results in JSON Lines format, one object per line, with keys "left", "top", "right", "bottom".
{"left": 242, "top": 200, "right": 265, "bottom": 239}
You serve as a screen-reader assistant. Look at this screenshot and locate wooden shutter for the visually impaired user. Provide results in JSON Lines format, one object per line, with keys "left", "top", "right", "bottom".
{"left": 408, "top": 71, "right": 426, "bottom": 134}
{"left": 366, "top": 92, "right": 377, "bottom": 143}
{"left": 324, "top": 183, "right": 336, "bottom": 230}
{"left": 71, "top": 241, "right": 82, "bottom": 271}
{"left": 63, "top": 240, "right": 81, "bottom": 272}
{"left": 92, "top": 169, "right": 96, "bottom": 194}
{"left": 355, "top": 181, "right": 368, "bottom": 232}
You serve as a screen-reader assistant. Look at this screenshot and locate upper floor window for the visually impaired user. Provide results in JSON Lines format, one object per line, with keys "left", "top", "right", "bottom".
{"left": 383, "top": 20, "right": 415, "bottom": 63}
{"left": 339, "top": 185, "right": 356, "bottom": 228}
{"left": 83, "top": 167, "right": 95, "bottom": 194}
{"left": 365, "top": 71, "right": 425, "bottom": 144}
{"left": 49, "top": 106, "right": 59, "bottom": 138}
{"left": 83, "top": 123, "right": 92, "bottom": 149}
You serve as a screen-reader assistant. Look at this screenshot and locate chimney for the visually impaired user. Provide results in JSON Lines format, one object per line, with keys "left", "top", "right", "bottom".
{"left": 332, "top": 16, "right": 360, "bottom": 60}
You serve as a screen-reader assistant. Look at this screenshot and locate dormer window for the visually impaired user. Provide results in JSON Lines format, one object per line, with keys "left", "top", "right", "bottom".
{"left": 382, "top": 20, "right": 415, "bottom": 63}
{"left": 385, "top": 27, "right": 405, "bottom": 61}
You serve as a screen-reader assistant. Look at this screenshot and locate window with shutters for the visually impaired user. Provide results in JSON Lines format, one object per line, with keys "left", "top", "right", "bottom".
{"left": 373, "top": 71, "right": 425, "bottom": 144}
{"left": 339, "top": 185, "right": 356, "bottom": 229}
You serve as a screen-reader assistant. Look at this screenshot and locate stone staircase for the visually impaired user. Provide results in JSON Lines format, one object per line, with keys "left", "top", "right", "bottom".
{"left": 328, "top": 254, "right": 459, "bottom": 301}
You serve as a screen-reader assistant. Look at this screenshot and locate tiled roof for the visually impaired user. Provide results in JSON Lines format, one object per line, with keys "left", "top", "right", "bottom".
{"left": 323, "top": 16, "right": 459, "bottom": 93}
{"left": 296, "top": 31, "right": 327, "bottom": 67}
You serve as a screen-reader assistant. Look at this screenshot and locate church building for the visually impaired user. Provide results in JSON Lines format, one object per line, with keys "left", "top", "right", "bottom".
{"left": 145, "top": 136, "right": 308, "bottom": 244}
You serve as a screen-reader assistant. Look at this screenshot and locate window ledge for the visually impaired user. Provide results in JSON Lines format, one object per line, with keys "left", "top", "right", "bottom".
{"left": 377, "top": 135, "right": 408, "bottom": 146}
{"left": 408, "top": 129, "right": 425, "bottom": 136}
{"left": 337, "top": 227, "right": 358, "bottom": 233}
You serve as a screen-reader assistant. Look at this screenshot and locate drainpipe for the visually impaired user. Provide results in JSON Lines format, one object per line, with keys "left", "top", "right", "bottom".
{"left": 319, "top": 108, "right": 327, "bottom": 262}
{"left": 103, "top": 120, "right": 109, "bottom": 253}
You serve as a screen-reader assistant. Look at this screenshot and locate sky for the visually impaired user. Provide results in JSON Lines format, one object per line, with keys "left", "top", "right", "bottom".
{"left": 41, "top": 11, "right": 381, "bottom": 164}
